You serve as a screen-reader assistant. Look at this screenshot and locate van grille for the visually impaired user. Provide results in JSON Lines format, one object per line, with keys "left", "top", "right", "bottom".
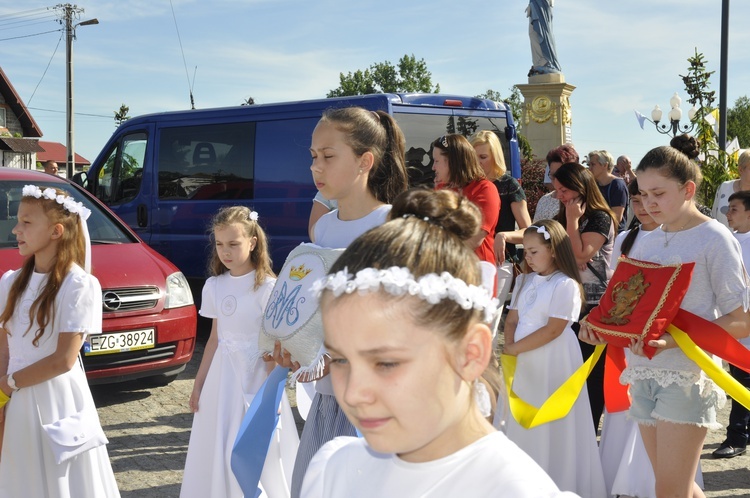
{"left": 101, "top": 287, "right": 161, "bottom": 313}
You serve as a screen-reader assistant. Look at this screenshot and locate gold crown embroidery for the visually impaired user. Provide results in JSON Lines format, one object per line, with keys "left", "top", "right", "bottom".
{"left": 289, "top": 264, "right": 313, "bottom": 281}
{"left": 601, "top": 270, "right": 650, "bottom": 326}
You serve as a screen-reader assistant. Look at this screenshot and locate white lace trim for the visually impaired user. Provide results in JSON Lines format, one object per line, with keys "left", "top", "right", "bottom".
{"left": 311, "top": 266, "right": 500, "bottom": 323}
{"left": 621, "top": 367, "right": 727, "bottom": 408}
{"left": 22, "top": 185, "right": 91, "bottom": 220}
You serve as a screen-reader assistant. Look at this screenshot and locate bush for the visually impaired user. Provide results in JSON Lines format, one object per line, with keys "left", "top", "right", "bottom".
{"left": 520, "top": 158, "right": 547, "bottom": 220}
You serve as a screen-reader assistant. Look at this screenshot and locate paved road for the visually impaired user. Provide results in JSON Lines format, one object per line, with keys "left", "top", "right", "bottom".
{"left": 94, "top": 336, "right": 750, "bottom": 497}
{"left": 91, "top": 341, "right": 202, "bottom": 497}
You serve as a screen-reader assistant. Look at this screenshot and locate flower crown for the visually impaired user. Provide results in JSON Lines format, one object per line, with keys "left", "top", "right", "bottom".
{"left": 22, "top": 185, "right": 91, "bottom": 221}
{"left": 311, "top": 266, "right": 500, "bottom": 322}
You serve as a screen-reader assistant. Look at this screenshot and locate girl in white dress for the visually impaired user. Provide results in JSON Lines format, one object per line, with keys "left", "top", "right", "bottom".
{"left": 503, "top": 218, "right": 607, "bottom": 498}
{"left": 0, "top": 185, "right": 120, "bottom": 498}
{"left": 181, "top": 206, "right": 276, "bottom": 498}
{"left": 302, "top": 189, "right": 576, "bottom": 498}
{"left": 580, "top": 145, "right": 750, "bottom": 497}
{"left": 273, "top": 107, "right": 409, "bottom": 498}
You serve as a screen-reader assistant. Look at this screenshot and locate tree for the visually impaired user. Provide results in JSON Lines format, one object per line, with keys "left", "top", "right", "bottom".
{"left": 680, "top": 49, "right": 735, "bottom": 207}
{"left": 727, "top": 95, "right": 750, "bottom": 148}
{"left": 327, "top": 54, "right": 439, "bottom": 97}
{"left": 114, "top": 104, "right": 130, "bottom": 127}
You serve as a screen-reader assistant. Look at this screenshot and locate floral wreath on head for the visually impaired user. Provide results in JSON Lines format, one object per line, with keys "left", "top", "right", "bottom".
{"left": 22, "top": 185, "right": 91, "bottom": 220}
{"left": 311, "top": 266, "right": 500, "bottom": 323}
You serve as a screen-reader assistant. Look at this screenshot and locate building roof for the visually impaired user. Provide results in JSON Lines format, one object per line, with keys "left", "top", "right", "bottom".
{"left": 0, "top": 66, "right": 43, "bottom": 138}
{"left": 0, "top": 137, "right": 44, "bottom": 152}
{"left": 37, "top": 140, "right": 90, "bottom": 166}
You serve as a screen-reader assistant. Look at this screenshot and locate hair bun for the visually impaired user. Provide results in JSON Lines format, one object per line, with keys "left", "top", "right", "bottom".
{"left": 670, "top": 134, "right": 700, "bottom": 160}
{"left": 390, "top": 188, "right": 482, "bottom": 241}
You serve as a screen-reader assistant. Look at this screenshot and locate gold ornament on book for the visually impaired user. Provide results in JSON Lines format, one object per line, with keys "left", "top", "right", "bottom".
{"left": 601, "top": 270, "right": 650, "bottom": 325}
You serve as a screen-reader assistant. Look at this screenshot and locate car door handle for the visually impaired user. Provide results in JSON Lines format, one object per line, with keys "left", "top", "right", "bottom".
{"left": 137, "top": 204, "right": 148, "bottom": 228}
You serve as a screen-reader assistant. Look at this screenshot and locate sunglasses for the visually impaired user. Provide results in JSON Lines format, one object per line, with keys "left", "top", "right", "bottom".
{"left": 437, "top": 135, "right": 448, "bottom": 148}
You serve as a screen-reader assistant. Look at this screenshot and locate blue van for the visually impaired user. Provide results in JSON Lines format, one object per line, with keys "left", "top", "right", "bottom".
{"left": 82, "top": 93, "right": 520, "bottom": 284}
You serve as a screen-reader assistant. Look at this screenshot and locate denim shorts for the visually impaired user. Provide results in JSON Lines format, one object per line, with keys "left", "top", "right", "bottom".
{"left": 629, "top": 378, "right": 720, "bottom": 428}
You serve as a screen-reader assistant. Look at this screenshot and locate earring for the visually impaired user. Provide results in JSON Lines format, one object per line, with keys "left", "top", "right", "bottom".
{"left": 473, "top": 379, "right": 491, "bottom": 418}
{"left": 358, "top": 168, "right": 363, "bottom": 174}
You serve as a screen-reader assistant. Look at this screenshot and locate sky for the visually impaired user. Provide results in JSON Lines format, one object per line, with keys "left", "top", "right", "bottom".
{"left": 1, "top": 1, "right": 748, "bottom": 168}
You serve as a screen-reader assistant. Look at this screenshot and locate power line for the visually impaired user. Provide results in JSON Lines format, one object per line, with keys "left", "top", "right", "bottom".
{"left": 28, "top": 106, "right": 112, "bottom": 119}
{"left": 0, "top": 28, "right": 62, "bottom": 42}
{"left": 0, "top": 14, "right": 58, "bottom": 29}
{"left": 0, "top": 7, "right": 51, "bottom": 20}
{"left": 26, "top": 31, "right": 65, "bottom": 107}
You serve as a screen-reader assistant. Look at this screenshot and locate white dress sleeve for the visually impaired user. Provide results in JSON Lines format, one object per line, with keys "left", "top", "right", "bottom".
{"left": 57, "top": 270, "right": 103, "bottom": 336}
{"left": 547, "top": 276, "right": 582, "bottom": 322}
{"left": 199, "top": 276, "right": 218, "bottom": 319}
{"left": 0, "top": 270, "right": 14, "bottom": 317}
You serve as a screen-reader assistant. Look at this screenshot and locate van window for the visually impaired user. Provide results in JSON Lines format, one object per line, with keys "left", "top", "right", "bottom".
{"left": 158, "top": 123, "right": 255, "bottom": 200}
{"left": 393, "top": 112, "right": 509, "bottom": 188}
{"left": 95, "top": 132, "right": 147, "bottom": 205}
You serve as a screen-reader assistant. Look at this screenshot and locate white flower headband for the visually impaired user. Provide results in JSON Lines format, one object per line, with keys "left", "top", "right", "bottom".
{"left": 22, "top": 185, "right": 91, "bottom": 221}
{"left": 248, "top": 210, "right": 259, "bottom": 222}
{"left": 529, "top": 225, "right": 550, "bottom": 240}
{"left": 22, "top": 184, "right": 92, "bottom": 273}
{"left": 311, "top": 266, "right": 500, "bottom": 323}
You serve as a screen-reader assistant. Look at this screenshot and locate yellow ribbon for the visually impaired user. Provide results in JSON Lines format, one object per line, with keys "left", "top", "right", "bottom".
{"left": 501, "top": 344, "right": 605, "bottom": 429}
{"left": 668, "top": 325, "right": 750, "bottom": 410}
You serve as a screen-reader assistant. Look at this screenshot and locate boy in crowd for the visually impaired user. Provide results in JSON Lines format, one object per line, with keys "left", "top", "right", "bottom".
{"left": 713, "top": 190, "right": 750, "bottom": 458}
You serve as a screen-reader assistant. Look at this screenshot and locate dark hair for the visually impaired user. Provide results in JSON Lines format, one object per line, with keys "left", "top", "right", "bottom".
{"left": 320, "top": 107, "right": 409, "bottom": 204}
{"left": 636, "top": 145, "right": 702, "bottom": 189}
{"left": 432, "top": 134, "right": 486, "bottom": 188}
{"left": 552, "top": 162, "right": 616, "bottom": 226}
{"left": 669, "top": 134, "right": 700, "bottom": 160}
{"left": 546, "top": 144, "right": 579, "bottom": 165}
{"left": 728, "top": 190, "right": 750, "bottom": 211}
{"left": 619, "top": 179, "right": 642, "bottom": 256}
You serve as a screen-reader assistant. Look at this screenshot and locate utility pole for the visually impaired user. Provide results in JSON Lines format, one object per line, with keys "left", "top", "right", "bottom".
{"left": 56, "top": 3, "right": 98, "bottom": 178}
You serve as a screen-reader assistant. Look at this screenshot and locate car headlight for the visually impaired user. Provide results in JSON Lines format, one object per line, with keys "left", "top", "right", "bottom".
{"left": 165, "top": 272, "right": 194, "bottom": 309}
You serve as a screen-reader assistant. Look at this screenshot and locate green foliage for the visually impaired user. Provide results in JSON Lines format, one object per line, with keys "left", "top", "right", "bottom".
{"left": 327, "top": 54, "right": 439, "bottom": 98}
{"left": 680, "top": 49, "right": 735, "bottom": 207}
{"left": 476, "top": 87, "right": 532, "bottom": 161}
{"left": 728, "top": 95, "right": 750, "bottom": 148}
{"left": 114, "top": 104, "right": 130, "bottom": 127}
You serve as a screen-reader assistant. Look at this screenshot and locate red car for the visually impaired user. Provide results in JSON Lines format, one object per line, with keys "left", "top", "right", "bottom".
{"left": 0, "top": 167, "right": 196, "bottom": 384}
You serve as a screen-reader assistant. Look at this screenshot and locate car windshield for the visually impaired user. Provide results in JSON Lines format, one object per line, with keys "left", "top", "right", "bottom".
{"left": 0, "top": 180, "right": 133, "bottom": 248}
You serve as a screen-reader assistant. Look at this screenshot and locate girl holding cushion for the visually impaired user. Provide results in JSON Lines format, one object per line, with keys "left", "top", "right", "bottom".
{"left": 580, "top": 145, "right": 750, "bottom": 498}
{"left": 283, "top": 106, "right": 409, "bottom": 498}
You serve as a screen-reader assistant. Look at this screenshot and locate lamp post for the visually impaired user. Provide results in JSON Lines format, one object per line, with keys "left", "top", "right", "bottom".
{"left": 649, "top": 92, "right": 698, "bottom": 138}
{"left": 63, "top": 4, "right": 98, "bottom": 178}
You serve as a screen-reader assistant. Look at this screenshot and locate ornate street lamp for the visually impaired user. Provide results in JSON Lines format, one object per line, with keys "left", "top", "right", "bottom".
{"left": 649, "top": 93, "right": 698, "bottom": 138}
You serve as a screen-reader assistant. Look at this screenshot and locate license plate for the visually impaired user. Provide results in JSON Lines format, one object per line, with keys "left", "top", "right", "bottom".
{"left": 84, "top": 329, "right": 155, "bottom": 356}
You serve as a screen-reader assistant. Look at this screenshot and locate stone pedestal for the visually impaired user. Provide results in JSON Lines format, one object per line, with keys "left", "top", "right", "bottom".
{"left": 516, "top": 73, "right": 576, "bottom": 159}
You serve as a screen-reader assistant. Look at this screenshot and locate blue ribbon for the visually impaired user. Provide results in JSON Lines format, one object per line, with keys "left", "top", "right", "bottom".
{"left": 231, "top": 366, "right": 289, "bottom": 498}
